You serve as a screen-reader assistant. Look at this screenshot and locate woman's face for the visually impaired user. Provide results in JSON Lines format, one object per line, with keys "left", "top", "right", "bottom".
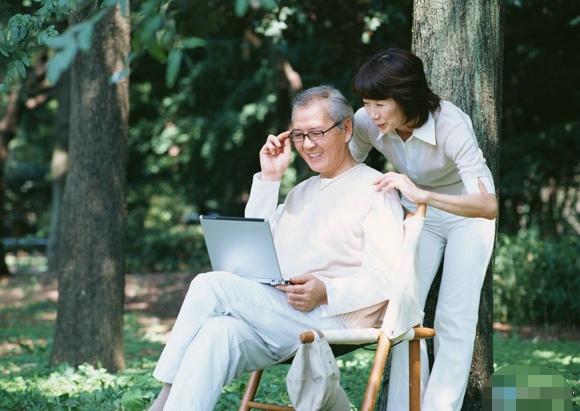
{"left": 363, "top": 98, "right": 412, "bottom": 136}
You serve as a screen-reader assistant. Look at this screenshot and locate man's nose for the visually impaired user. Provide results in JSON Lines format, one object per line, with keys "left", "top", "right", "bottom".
{"left": 303, "top": 136, "right": 317, "bottom": 148}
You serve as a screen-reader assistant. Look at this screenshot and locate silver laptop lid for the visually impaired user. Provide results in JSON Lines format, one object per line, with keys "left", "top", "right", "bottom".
{"left": 199, "top": 215, "right": 290, "bottom": 285}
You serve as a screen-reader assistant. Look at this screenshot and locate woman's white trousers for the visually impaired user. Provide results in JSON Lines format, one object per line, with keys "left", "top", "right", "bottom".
{"left": 387, "top": 204, "right": 496, "bottom": 411}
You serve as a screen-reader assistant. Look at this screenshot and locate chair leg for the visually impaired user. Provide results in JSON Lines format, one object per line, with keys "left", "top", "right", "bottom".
{"left": 409, "top": 339, "right": 421, "bottom": 411}
{"left": 239, "top": 370, "right": 264, "bottom": 411}
{"left": 361, "top": 333, "right": 392, "bottom": 411}
{"left": 239, "top": 369, "right": 295, "bottom": 411}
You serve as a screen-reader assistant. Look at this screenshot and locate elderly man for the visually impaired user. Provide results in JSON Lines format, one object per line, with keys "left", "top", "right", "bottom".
{"left": 149, "top": 85, "right": 417, "bottom": 410}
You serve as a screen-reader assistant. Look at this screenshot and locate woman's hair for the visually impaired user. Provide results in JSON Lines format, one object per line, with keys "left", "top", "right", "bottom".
{"left": 292, "top": 85, "right": 354, "bottom": 130}
{"left": 351, "top": 48, "right": 441, "bottom": 128}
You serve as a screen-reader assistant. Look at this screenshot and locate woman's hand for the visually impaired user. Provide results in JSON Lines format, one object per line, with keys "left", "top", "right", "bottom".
{"left": 259, "top": 130, "right": 292, "bottom": 182}
{"left": 276, "top": 273, "right": 327, "bottom": 312}
{"left": 375, "top": 172, "right": 498, "bottom": 219}
{"left": 374, "top": 172, "right": 428, "bottom": 204}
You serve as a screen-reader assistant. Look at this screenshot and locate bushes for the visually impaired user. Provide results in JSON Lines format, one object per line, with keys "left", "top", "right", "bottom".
{"left": 494, "top": 232, "right": 580, "bottom": 326}
{"left": 124, "top": 192, "right": 210, "bottom": 274}
{"left": 124, "top": 223, "right": 209, "bottom": 274}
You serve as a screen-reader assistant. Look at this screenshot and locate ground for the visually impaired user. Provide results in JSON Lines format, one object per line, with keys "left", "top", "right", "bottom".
{"left": 1, "top": 271, "right": 578, "bottom": 409}
{"left": 2, "top": 271, "right": 579, "bottom": 343}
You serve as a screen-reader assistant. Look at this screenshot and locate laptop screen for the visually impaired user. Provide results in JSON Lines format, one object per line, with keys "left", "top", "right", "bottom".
{"left": 199, "top": 215, "right": 290, "bottom": 285}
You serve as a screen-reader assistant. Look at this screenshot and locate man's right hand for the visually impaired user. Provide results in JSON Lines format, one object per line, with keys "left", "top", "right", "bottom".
{"left": 259, "top": 130, "right": 292, "bottom": 181}
{"left": 276, "top": 273, "right": 328, "bottom": 312}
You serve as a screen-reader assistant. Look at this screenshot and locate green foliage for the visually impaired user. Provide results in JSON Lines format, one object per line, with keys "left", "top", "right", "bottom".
{"left": 124, "top": 223, "right": 208, "bottom": 274}
{"left": 0, "top": 0, "right": 132, "bottom": 89}
{"left": 494, "top": 232, "right": 580, "bottom": 325}
{"left": 124, "top": 0, "right": 411, "bottom": 235}
{"left": 124, "top": 191, "right": 209, "bottom": 273}
{"left": 2, "top": 0, "right": 579, "bottom": 341}
{"left": 130, "top": 0, "right": 207, "bottom": 88}
{"left": 120, "top": 388, "right": 145, "bottom": 411}
{"left": 44, "top": 9, "right": 104, "bottom": 85}
{"left": 0, "top": 2, "right": 62, "bottom": 91}
{"left": 234, "top": 0, "right": 277, "bottom": 19}
{"left": 500, "top": 0, "right": 579, "bottom": 235}
{"left": 493, "top": 333, "right": 580, "bottom": 409}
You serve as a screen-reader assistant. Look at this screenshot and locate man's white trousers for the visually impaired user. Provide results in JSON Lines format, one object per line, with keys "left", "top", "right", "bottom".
{"left": 152, "top": 271, "right": 346, "bottom": 410}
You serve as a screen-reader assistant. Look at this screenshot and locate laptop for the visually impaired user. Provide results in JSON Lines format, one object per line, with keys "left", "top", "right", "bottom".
{"left": 199, "top": 215, "right": 291, "bottom": 286}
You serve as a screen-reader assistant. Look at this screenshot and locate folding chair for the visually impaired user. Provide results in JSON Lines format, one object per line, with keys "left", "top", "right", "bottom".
{"left": 239, "top": 204, "right": 435, "bottom": 411}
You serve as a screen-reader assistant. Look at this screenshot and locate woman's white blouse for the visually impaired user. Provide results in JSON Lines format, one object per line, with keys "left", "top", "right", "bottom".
{"left": 350, "top": 100, "right": 495, "bottom": 196}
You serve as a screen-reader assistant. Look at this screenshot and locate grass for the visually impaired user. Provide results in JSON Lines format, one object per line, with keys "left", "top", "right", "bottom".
{"left": 1, "top": 273, "right": 578, "bottom": 410}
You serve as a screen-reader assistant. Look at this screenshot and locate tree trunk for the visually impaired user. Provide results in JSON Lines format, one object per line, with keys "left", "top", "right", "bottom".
{"left": 50, "top": 2, "right": 130, "bottom": 372}
{"left": 46, "top": 69, "right": 70, "bottom": 277}
{"left": 411, "top": 1, "right": 504, "bottom": 410}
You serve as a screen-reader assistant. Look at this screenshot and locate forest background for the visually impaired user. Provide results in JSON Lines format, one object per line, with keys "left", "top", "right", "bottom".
{"left": 0, "top": 0, "right": 579, "bottom": 409}
{"left": 2, "top": 0, "right": 578, "bottom": 327}
{"left": 0, "top": 0, "right": 579, "bottom": 364}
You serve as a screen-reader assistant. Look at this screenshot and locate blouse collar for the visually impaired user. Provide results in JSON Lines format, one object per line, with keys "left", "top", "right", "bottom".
{"left": 378, "top": 111, "right": 436, "bottom": 145}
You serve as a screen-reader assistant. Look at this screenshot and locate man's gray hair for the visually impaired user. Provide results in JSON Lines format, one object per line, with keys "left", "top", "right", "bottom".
{"left": 291, "top": 85, "right": 354, "bottom": 130}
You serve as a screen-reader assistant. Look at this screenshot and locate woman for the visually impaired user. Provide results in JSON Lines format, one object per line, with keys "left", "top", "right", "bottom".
{"left": 350, "top": 48, "right": 497, "bottom": 411}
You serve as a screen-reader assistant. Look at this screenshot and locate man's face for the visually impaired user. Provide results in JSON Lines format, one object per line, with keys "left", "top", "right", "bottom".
{"left": 291, "top": 102, "right": 352, "bottom": 179}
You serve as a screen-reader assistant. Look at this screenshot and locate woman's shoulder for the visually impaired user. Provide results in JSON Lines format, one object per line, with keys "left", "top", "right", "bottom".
{"left": 437, "top": 101, "right": 472, "bottom": 123}
{"left": 434, "top": 100, "right": 475, "bottom": 136}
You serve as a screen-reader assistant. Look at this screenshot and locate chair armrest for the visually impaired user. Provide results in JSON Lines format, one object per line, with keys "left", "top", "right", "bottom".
{"left": 300, "top": 328, "right": 380, "bottom": 345}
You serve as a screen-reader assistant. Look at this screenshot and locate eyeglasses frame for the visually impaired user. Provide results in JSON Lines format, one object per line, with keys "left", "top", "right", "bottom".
{"left": 289, "top": 122, "right": 341, "bottom": 143}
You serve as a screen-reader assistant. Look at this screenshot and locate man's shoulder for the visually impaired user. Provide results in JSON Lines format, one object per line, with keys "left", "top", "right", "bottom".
{"left": 349, "top": 164, "right": 383, "bottom": 180}
{"left": 333, "top": 165, "right": 383, "bottom": 196}
{"left": 289, "top": 165, "right": 382, "bottom": 192}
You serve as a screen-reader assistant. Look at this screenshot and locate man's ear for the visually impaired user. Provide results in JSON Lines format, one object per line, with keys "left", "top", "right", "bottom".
{"left": 343, "top": 118, "right": 354, "bottom": 143}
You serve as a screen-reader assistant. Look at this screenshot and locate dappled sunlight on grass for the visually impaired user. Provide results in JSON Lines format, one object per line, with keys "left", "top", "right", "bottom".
{"left": 4, "top": 253, "right": 48, "bottom": 276}
{"left": 339, "top": 347, "right": 376, "bottom": 370}
{"left": 1, "top": 274, "right": 578, "bottom": 410}
{"left": 0, "top": 362, "right": 161, "bottom": 411}
{"left": 493, "top": 333, "right": 580, "bottom": 409}
{"left": 0, "top": 337, "right": 49, "bottom": 358}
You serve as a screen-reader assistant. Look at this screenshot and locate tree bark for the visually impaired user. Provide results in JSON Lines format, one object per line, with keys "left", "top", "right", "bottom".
{"left": 50, "top": 2, "right": 130, "bottom": 372}
{"left": 411, "top": 1, "right": 504, "bottom": 410}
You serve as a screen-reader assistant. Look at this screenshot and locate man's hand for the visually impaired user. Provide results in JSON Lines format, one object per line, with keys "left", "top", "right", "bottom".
{"left": 276, "top": 273, "right": 327, "bottom": 312}
{"left": 259, "top": 130, "right": 292, "bottom": 182}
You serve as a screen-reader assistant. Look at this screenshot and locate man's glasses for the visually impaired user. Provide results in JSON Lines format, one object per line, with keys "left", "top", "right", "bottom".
{"left": 289, "top": 122, "right": 340, "bottom": 142}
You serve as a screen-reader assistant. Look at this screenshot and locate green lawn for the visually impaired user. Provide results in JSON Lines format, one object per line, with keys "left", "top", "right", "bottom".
{"left": 1, "top": 274, "right": 578, "bottom": 410}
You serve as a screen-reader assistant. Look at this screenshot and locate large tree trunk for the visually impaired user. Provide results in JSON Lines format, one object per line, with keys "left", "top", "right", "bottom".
{"left": 411, "top": 1, "right": 504, "bottom": 410}
{"left": 50, "top": 2, "right": 130, "bottom": 372}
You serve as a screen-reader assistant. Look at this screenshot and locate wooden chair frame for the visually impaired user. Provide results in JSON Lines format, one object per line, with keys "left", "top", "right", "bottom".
{"left": 239, "top": 326, "right": 435, "bottom": 411}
